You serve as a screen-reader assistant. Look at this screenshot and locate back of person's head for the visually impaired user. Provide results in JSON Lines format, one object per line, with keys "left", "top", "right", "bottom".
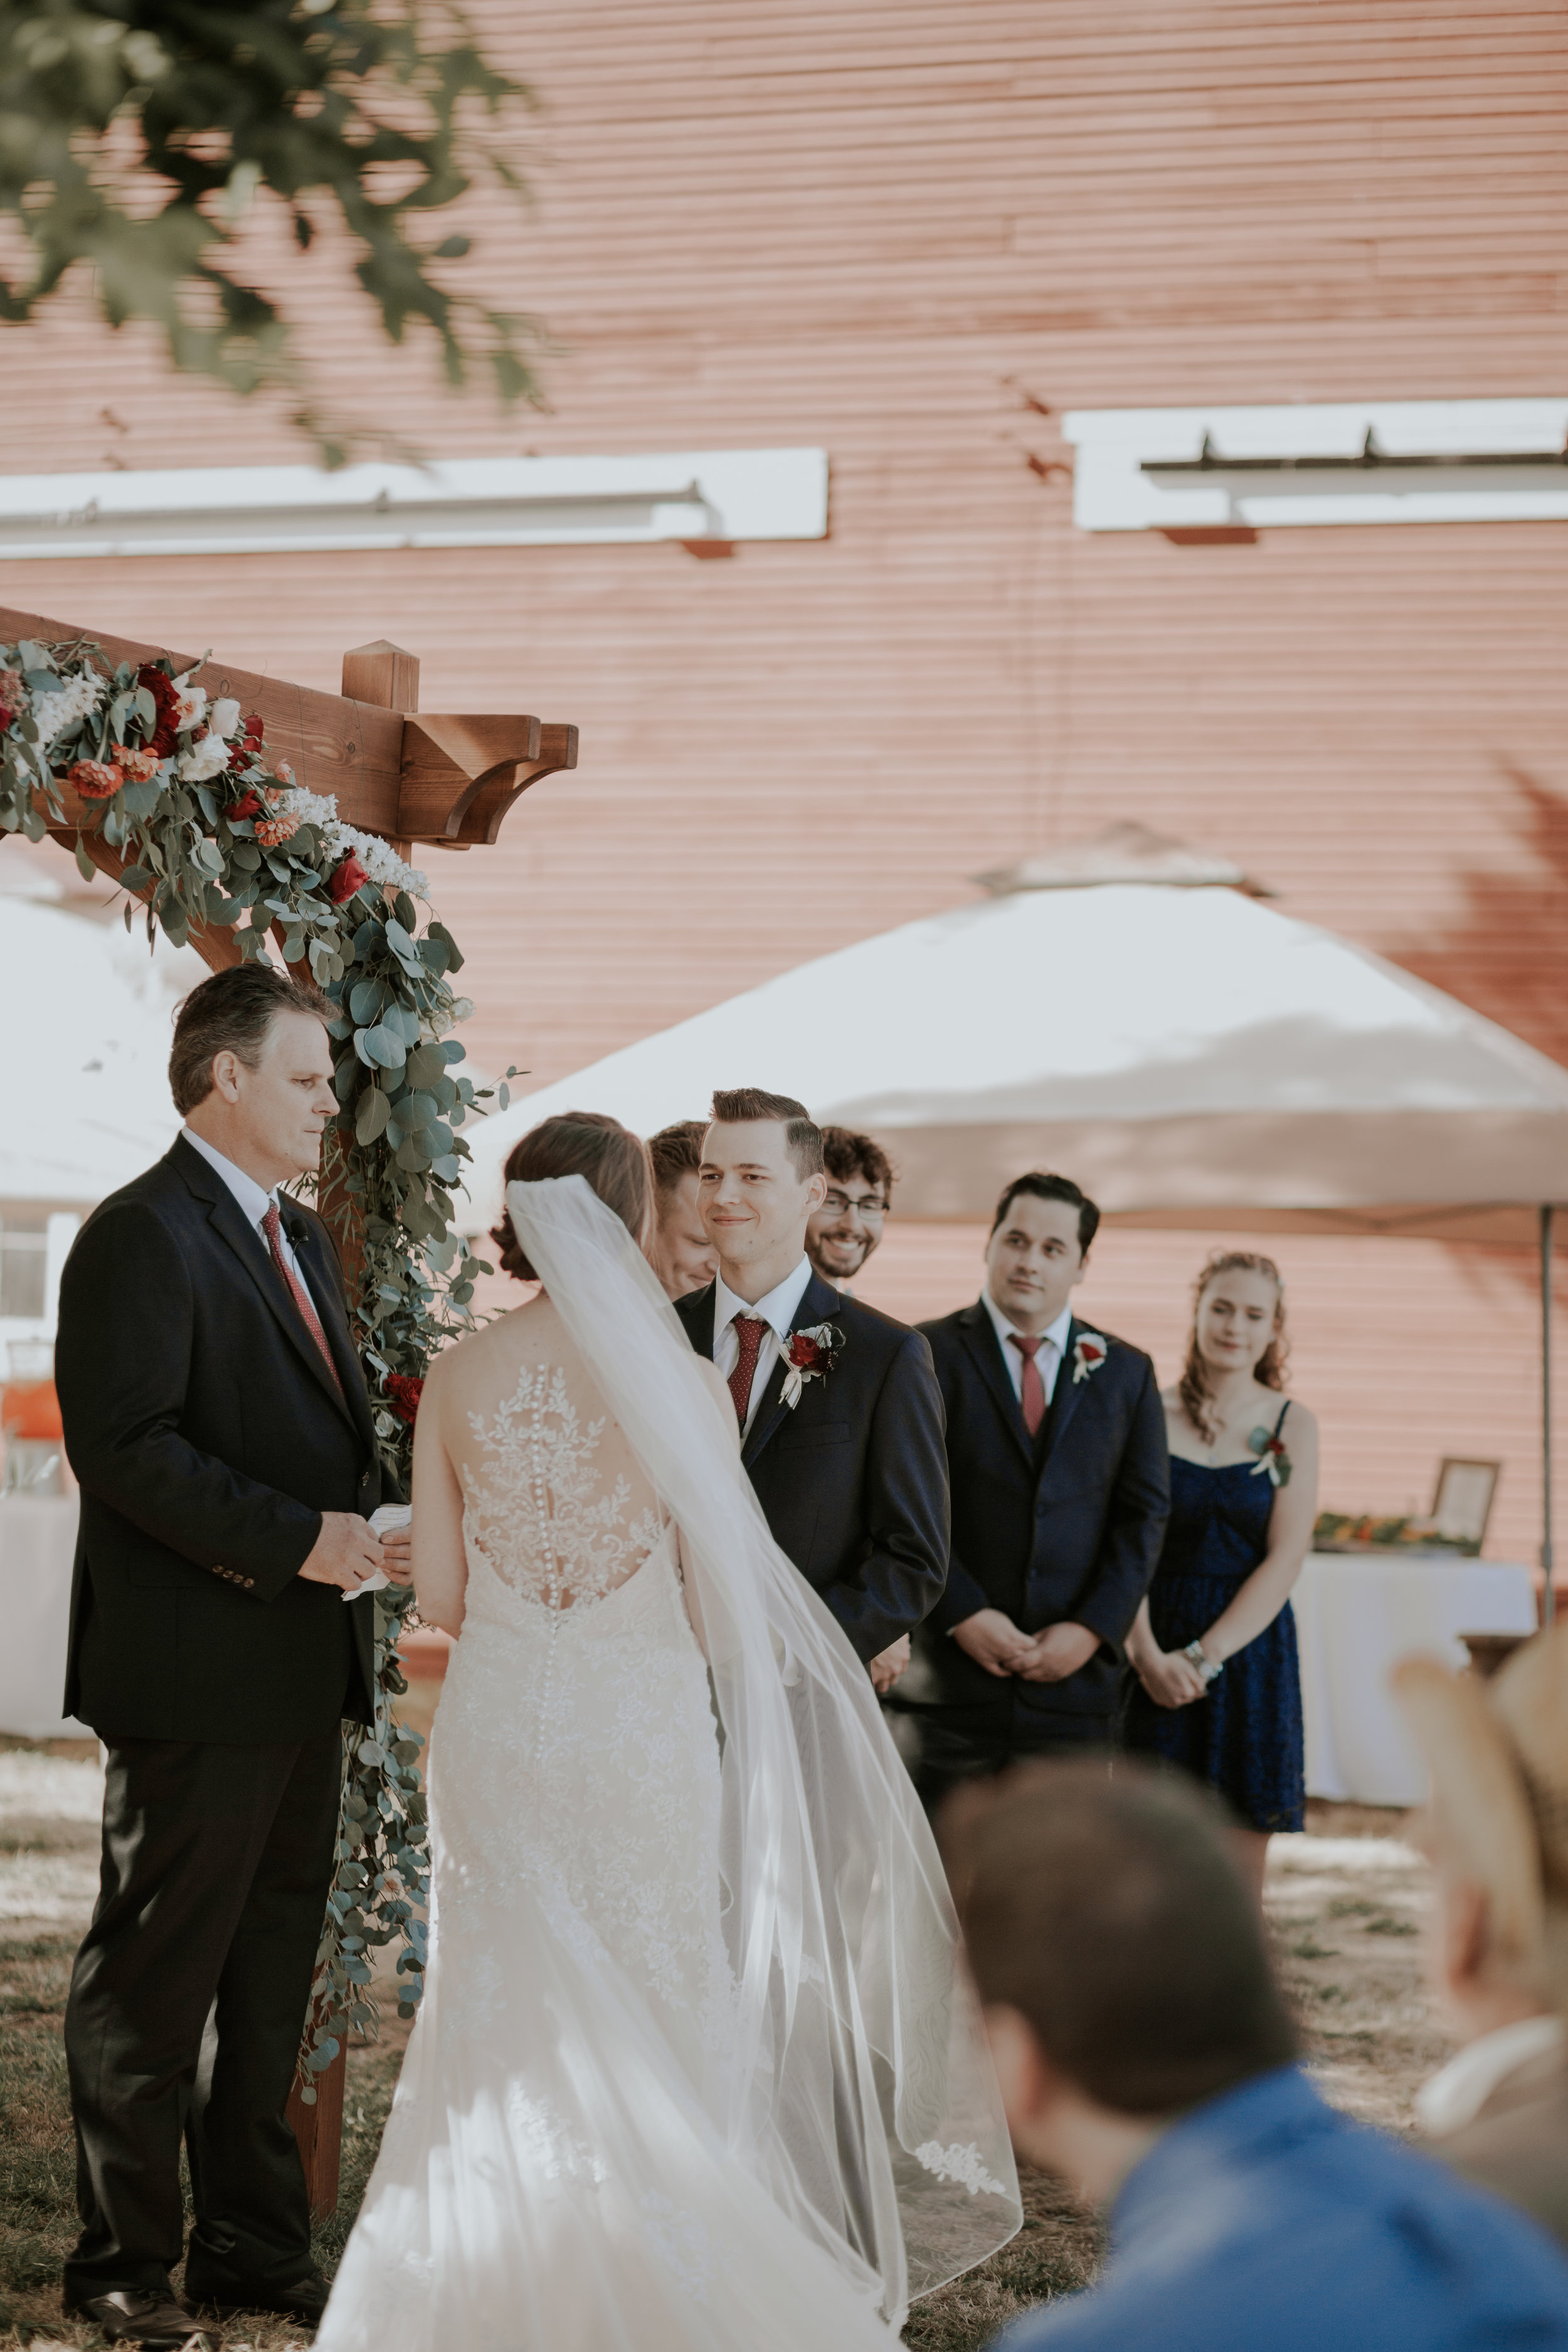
{"left": 953, "top": 1759, "right": 1296, "bottom": 2114}
{"left": 990, "top": 1170, "right": 1099, "bottom": 1254}
{"left": 169, "top": 961, "right": 330, "bottom": 1114}
{"left": 708, "top": 1086, "right": 825, "bottom": 1179}
{"left": 490, "top": 1111, "right": 651, "bottom": 1281}
{"left": 647, "top": 1119, "right": 707, "bottom": 1199}
{"left": 820, "top": 1126, "right": 896, "bottom": 1198}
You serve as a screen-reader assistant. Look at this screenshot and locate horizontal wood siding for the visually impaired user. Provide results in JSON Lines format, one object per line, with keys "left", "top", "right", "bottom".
{"left": 3, "top": 0, "right": 1567, "bottom": 1561}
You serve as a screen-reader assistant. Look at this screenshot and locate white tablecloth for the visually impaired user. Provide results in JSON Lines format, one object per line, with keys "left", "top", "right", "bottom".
{"left": 0, "top": 1494, "right": 90, "bottom": 1738}
{"left": 1294, "top": 1552, "right": 1538, "bottom": 1806}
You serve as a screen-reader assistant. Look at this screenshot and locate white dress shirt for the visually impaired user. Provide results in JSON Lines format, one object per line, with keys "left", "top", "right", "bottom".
{"left": 980, "top": 1291, "right": 1074, "bottom": 1406}
{"left": 182, "top": 1126, "right": 308, "bottom": 1291}
{"left": 712, "top": 1256, "right": 815, "bottom": 1435}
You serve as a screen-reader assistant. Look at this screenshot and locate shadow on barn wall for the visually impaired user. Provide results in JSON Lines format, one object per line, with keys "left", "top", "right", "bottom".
{"left": 1391, "top": 768, "right": 1568, "bottom": 1074}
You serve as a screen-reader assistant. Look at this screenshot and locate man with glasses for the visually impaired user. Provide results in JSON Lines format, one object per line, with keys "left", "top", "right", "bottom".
{"left": 807, "top": 1129, "right": 894, "bottom": 1295}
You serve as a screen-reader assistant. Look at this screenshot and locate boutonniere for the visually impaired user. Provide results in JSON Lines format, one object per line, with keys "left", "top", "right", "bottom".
{"left": 1249, "top": 1427, "right": 1293, "bottom": 1485}
{"left": 781, "top": 1322, "right": 845, "bottom": 1408}
{"left": 1071, "top": 1332, "right": 1110, "bottom": 1385}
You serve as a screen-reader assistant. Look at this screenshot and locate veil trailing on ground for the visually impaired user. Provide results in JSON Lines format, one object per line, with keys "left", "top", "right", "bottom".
{"left": 507, "top": 1175, "right": 1021, "bottom": 2325}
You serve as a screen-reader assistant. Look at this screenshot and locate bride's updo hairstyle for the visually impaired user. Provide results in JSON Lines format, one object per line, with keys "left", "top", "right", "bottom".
{"left": 490, "top": 1110, "right": 652, "bottom": 1281}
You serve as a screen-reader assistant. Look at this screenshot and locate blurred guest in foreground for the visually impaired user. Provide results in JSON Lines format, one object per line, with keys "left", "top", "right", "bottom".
{"left": 1123, "top": 1251, "right": 1316, "bottom": 1897}
{"left": 646, "top": 1118, "right": 718, "bottom": 1300}
{"left": 1394, "top": 1625, "right": 1568, "bottom": 2251}
{"left": 901, "top": 1173, "right": 1167, "bottom": 1806}
{"left": 806, "top": 1127, "right": 894, "bottom": 1293}
{"left": 953, "top": 1757, "right": 1568, "bottom": 2351}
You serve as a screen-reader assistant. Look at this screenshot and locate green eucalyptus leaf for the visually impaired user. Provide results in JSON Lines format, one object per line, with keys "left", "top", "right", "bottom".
{"left": 356, "top": 1088, "right": 392, "bottom": 1145}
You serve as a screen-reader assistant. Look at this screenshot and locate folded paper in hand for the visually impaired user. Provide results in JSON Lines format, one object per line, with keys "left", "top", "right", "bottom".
{"left": 343, "top": 1502, "right": 412, "bottom": 1601}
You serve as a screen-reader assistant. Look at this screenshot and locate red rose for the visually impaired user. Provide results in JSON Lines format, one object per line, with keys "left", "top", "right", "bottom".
{"left": 68, "top": 758, "right": 124, "bottom": 800}
{"left": 787, "top": 1333, "right": 825, "bottom": 1372}
{"left": 135, "top": 664, "right": 181, "bottom": 758}
{"left": 228, "top": 790, "right": 262, "bottom": 820}
{"left": 328, "top": 851, "right": 370, "bottom": 905}
{"left": 386, "top": 1374, "right": 425, "bottom": 1426}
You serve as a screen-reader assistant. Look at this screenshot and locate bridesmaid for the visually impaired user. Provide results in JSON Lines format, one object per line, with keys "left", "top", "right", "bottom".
{"left": 1123, "top": 1251, "right": 1319, "bottom": 1897}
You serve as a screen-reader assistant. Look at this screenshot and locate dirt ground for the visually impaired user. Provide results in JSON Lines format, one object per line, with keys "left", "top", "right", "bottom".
{"left": 0, "top": 1731, "right": 1451, "bottom": 2351}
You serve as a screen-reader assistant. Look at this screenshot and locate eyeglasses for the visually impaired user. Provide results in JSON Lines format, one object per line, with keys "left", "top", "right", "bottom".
{"left": 822, "top": 1191, "right": 887, "bottom": 1221}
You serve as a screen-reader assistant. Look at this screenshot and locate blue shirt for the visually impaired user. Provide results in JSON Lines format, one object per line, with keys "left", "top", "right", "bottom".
{"left": 997, "top": 2065, "right": 1568, "bottom": 2352}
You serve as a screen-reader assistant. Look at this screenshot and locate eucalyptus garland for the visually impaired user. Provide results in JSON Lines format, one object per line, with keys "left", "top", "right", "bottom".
{"left": 0, "top": 633, "right": 512, "bottom": 2080}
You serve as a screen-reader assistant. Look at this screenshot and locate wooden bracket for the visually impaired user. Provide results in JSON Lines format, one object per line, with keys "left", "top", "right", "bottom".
{"left": 397, "top": 714, "right": 578, "bottom": 847}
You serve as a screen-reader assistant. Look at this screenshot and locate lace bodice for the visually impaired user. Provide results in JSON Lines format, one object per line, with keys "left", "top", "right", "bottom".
{"left": 459, "top": 1362, "right": 666, "bottom": 1613}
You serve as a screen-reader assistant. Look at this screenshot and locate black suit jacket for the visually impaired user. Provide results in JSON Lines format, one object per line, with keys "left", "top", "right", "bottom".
{"left": 912, "top": 1301, "right": 1170, "bottom": 1722}
{"left": 672, "top": 1271, "right": 949, "bottom": 1661}
{"left": 56, "top": 1133, "right": 388, "bottom": 1745}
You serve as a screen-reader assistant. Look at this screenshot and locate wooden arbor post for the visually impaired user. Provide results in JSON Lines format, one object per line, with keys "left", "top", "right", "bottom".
{"left": 0, "top": 603, "right": 576, "bottom": 2217}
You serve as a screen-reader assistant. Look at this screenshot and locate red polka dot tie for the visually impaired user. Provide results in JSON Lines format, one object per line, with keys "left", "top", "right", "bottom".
{"left": 727, "top": 1313, "right": 770, "bottom": 1427}
{"left": 1009, "top": 1332, "right": 1047, "bottom": 1438}
{"left": 262, "top": 1202, "right": 346, "bottom": 1404}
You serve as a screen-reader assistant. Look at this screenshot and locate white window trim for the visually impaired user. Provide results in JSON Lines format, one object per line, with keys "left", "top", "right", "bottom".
{"left": 0, "top": 448, "right": 828, "bottom": 560}
{"left": 1062, "top": 400, "right": 1568, "bottom": 532}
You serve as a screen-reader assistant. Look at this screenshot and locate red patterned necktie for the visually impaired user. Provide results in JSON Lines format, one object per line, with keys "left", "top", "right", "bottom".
{"left": 262, "top": 1202, "right": 346, "bottom": 1403}
{"left": 1009, "top": 1332, "right": 1048, "bottom": 1438}
{"left": 727, "top": 1313, "right": 770, "bottom": 1428}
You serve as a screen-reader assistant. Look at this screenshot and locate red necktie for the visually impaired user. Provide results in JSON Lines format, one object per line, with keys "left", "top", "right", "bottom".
{"left": 262, "top": 1202, "right": 346, "bottom": 1404}
{"left": 1009, "top": 1332, "right": 1047, "bottom": 1438}
{"left": 727, "top": 1313, "right": 770, "bottom": 1428}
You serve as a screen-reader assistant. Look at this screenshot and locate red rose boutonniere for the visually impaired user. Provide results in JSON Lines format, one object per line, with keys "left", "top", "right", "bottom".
{"left": 1072, "top": 1332, "right": 1110, "bottom": 1385}
{"left": 781, "top": 1322, "right": 845, "bottom": 1408}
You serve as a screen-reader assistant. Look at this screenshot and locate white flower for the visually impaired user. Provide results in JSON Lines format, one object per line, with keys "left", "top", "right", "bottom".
{"left": 172, "top": 684, "right": 208, "bottom": 733}
{"left": 210, "top": 696, "right": 241, "bottom": 739}
{"left": 31, "top": 669, "right": 105, "bottom": 744}
{"left": 176, "top": 730, "right": 231, "bottom": 783}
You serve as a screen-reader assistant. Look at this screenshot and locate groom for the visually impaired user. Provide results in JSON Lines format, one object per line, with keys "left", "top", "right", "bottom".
{"left": 54, "top": 963, "right": 408, "bottom": 2349}
{"left": 672, "top": 1088, "right": 948, "bottom": 1690}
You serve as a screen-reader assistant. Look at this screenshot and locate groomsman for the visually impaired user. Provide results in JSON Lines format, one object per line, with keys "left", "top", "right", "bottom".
{"left": 806, "top": 1126, "right": 895, "bottom": 1295}
{"left": 901, "top": 1171, "right": 1168, "bottom": 1807}
{"left": 647, "top": 1118, "right": 718, "bottom": 1300}
{"left": 673, "top": 1087, "right": 948, "bottom": 1692}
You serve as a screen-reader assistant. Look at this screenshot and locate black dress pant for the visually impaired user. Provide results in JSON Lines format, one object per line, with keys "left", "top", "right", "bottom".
{"left": 909, "top": 1697, "right": 1116, "bottom": 1820}
{"left": 63, "top": 1729, "right": 342, "bottom": 2303}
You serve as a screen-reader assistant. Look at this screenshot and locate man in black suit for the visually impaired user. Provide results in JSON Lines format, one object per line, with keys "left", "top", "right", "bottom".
{"left": 899, "top": 1171, "right": 1169, "bottom": 1808}
{"left": 671, "top": 1088, "right": 948, "bottom": 1692}
{"left": 54, "top": 963, "right": 410, "bottom": 2350}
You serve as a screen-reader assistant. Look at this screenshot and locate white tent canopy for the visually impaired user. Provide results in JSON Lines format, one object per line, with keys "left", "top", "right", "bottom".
{"left": 467, "top": 877, "right": 1568, "bottom": 1244}
{"left": 0, "top": 884, "right": 196, "bottom": 1205}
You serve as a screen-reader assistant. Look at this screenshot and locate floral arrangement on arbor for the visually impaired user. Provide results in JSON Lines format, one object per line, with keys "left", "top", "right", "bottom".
{"left": 0, "top": 633, "right": 515, "bottom": 2084}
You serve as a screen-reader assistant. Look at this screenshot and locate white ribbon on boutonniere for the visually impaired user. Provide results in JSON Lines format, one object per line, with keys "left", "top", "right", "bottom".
{"left": 1248, "top": 1427, "right": 1293, "bottom": 1486}
{"left": 780, "top": 1321, "right": 845, "bottom": 1408}
{"left": 1071, "top": 1331, "right": 1110, "bottom": 1385}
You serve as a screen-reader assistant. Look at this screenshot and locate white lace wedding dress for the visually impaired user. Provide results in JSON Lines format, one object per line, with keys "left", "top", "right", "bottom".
{"left": 315, "top": 1177, "right": 1019, "bottom": 2351}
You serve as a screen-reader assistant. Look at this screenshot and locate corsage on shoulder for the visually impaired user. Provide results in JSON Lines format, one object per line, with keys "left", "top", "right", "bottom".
{"left": 781, "top": 1322, "right": 844, "bottom": 1408}
{"left": 1248, "top": 1426, "right": 1292, "bottom": 1485}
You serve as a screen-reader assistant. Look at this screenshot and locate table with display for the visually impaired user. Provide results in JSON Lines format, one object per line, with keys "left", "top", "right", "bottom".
{"left": 1293, "top": 1550, "right": 1539, "bottom": 1807}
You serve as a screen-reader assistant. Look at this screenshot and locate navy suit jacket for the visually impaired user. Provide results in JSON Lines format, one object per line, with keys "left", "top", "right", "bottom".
{"left": 56, "top": 1133, "right": 388, "bottom": 1744}
{"left": 672, "top": 1270, "right": 949, "bottom": 1661}
{"left": 913, "top": 1300, "right": 1169, "bottom": 1722}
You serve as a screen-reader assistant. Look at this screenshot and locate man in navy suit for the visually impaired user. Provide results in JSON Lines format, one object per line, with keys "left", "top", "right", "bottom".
{"left": 671, "top": 1087, "right": 948, "bottom": 1692}
{"left": 899, "top": 1171, "right": 1168, "bottom": 1804}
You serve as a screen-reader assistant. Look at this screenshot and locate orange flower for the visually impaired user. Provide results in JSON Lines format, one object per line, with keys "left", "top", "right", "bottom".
{"left": 119, "top": 746, "right": 161, "bottom": 783}
{"left": 68, "top": 759, "right": 124, "bottom": 800}
{"left": 255, "top": 808, "right": 301, "bottom": 848}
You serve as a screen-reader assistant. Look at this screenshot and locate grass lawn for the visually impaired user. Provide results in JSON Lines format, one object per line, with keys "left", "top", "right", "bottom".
{"left": 0, "top": 1749, "right": 1448, "bottom": 2351}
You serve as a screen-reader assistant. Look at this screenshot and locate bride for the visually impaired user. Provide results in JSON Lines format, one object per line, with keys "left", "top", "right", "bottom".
{"left": 315, "top": 1111, "right": 1020, "bottom": 2350}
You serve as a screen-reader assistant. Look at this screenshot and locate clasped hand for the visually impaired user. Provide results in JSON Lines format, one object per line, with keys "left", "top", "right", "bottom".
{"left": 951, "top": 1608, "right": 1100, "bottom": 1683}
{"left": 297, "top": 1513, "right": 415, "bottom": 1592}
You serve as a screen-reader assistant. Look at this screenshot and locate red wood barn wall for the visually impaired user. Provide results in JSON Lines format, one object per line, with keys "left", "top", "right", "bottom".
{"left": 5, "top": 1, "right": 1568, "bottom": 1559}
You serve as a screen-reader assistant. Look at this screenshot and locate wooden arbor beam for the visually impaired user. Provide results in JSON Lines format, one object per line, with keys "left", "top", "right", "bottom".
{"left": 0, "top": 605, "right": 577, "bottom": 884}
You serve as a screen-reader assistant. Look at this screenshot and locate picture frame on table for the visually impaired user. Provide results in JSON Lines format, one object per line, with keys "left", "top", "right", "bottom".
{"left": 1431, "top": 1457, "right": 1501, "bottom": 1550}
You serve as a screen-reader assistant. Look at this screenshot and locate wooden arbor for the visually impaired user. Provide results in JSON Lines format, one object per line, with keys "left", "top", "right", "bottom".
{"left": 0, "top": 600, "right": 576, "bottom": 2213}
{"left": 0, "top": 601, "right": 577, "bottom": 953}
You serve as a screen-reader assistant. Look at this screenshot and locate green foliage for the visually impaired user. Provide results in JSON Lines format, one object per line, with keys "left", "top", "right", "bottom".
{"left": 0, "top": 633, "right": 516, "bottom": 2067}
{"left": 0, "top": 0, "right": 542, "bottom": 454}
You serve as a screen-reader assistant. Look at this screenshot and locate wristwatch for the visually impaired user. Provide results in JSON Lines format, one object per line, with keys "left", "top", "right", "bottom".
{"left": 1181, "top": 1639, "right": 1223, "bottom": 1686}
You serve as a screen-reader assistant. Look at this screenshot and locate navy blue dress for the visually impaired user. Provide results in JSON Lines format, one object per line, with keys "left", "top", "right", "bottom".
{"left": 1123, "top": 1402, "right": 1305, "bottom": 1833}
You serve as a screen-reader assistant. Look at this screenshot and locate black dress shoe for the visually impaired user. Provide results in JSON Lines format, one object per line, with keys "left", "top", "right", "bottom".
{"left": 193, "top": 2267, "right": 331, "bottom": 2324}
{"left": 64, "top": 2288, "right": 221, "bottom": 2349}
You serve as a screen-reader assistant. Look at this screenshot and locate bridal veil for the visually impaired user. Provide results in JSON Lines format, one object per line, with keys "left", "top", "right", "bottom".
{"left": 507, "top": 1175, "right": 1021, "bottom": 2324}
